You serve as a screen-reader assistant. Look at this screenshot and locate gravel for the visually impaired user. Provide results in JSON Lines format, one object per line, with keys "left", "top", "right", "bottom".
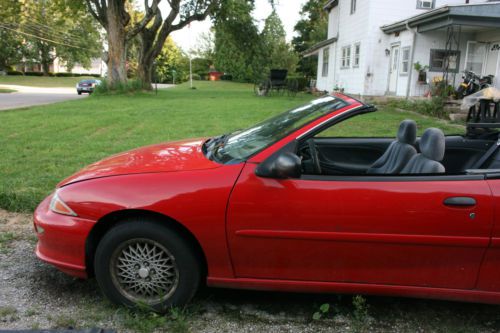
{"left": 2, "top": 209, "right": 500, "bottom": 332}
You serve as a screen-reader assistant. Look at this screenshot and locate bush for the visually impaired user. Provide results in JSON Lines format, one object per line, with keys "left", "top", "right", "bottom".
{"left": 387, "top": 96, "right": 447, "bottom": 119}
{"left": 287, "top": 75, "right": 308, "bottom": 91}
{"left": 7, "top": 71, "right": 23, "bottom": 76}
{"left": 93, "top": 79, "right": 144, "bottom": 95}
{"left": 220, "top": 74, "right": 233, "bottom": 81}
{"left": 54, "top": 72, "right": 75, "bottom": 77}
{"left": 24, "top": 71, "right": 44, "bottom": 76}
{"left": 190, "top": 73, "right": 201, "bottom": 81}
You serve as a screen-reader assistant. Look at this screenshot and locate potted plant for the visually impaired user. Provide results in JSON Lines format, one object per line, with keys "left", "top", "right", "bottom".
{"left": 414, "top": 62, "right": 429, "bottom": 83}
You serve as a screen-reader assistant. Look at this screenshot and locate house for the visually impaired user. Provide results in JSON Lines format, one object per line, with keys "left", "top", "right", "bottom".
{"left": 304, "top": 0, "right": 500, "bottom": 97}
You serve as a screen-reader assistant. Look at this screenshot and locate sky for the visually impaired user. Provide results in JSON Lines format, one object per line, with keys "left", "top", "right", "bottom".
{"left": 166, "top": 0, "right": 307, "bottom": 52}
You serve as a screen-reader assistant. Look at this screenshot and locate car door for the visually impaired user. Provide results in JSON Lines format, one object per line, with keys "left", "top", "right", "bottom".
{"left": 227, "top": 163, "right": 493, "bottom": 289}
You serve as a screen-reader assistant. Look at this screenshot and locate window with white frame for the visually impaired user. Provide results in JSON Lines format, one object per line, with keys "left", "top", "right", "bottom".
{"left": 341, "top": 46, "right": 351, "bottom": 69}
{"left": 353, "top": 43, "right": 360, "bottom": 67}
{"left": 350, "top": 0, "right": 356, "bottom": 14}
{"left": 417, "top": 0, "right": 434, "bottom": 9}
{"left": 322, "top": 47, "right": 329, "bottom": 77}
{"left": 400, "top": 47, "right": 411, "bottom": 75}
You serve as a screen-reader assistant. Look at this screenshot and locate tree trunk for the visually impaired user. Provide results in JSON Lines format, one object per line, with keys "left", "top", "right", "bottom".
{"left": 137, "top": 29, "right": 156, "bottom": 90}
{"left": 40, "top": 43, "right": 51, "bottom": 76}
{"left": 106, "top": 1, "right": 128, "bottom": 88}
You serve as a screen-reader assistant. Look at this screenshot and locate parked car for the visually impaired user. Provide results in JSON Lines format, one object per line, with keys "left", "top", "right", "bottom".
{"left": 34, "top": 93, "right": 500, "bottom": 312}
{"left": 76, "top": 79, "right": 101, "bottom": 95}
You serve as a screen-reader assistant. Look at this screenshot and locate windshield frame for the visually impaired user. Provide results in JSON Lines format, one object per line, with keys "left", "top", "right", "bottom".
{"left": 205, "top": 94, "right": 359, "bottom": 164}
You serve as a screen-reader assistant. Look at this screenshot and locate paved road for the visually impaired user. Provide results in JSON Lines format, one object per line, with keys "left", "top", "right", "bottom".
{"left": 0, "top": 83, "right": 176, "bottom": 111}
{"left": 0, "top": 85, "right": 86, "bottom": 111}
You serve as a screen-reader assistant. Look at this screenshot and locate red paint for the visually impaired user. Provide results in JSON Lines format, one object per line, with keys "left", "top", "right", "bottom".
{"left": 33, "top": 93, "right": 500, "bottom": 304}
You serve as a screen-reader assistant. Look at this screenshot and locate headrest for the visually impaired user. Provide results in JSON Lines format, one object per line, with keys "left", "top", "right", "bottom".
{"left": 420, "top": 128, "right": 445, "bottom": 162}
{"left": 397, "top": 119, "right": 417, "bottom": 145}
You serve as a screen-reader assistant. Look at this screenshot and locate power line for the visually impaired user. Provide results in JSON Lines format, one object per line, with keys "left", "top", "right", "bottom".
{"left": 21, "top": 22, "right": 89, "bottom": 45}
{"left": 0, "top": 23, "right": 84, "bottom": 49}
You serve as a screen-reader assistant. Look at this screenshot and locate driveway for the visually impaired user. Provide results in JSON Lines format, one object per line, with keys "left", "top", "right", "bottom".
{"left": 0, "top": 85, "right": 86, "bottom": 111}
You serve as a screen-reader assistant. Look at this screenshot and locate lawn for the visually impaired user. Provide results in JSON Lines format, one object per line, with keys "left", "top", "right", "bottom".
{"left": 0, "top": 88, "right": 16, "bottom": 93}
{"left": 0, "top": 81, "right": 463, "bottom": 212}
{"left": 0, "top": 75, "right": 98, "bottom": 87}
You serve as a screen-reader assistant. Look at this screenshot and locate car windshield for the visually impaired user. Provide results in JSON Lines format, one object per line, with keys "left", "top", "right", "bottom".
{"left": 205, "top": 96, "right": 348, "bottom": 164}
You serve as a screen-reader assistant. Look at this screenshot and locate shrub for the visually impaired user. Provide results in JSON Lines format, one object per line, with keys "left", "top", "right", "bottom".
{"left": 220, "top": 74, "right": 233, "bottom": 81}
{"left": 93, "top": 79, "right": 144, "bottom": 95}
{"left": 7, "top": 71, "right": 23, "bottom": 76}
{"left": 287, "top": 75, "right": 308, "bottom": 91}
{"left": 24, "top": 71, "right": 44, "bottom": 76}
{"left": 54, "top": 72, "right": 75, "bottom": 77}
{"left": 190, "top": 73, "right": 201, "bottom": 81}
{"left": 387, "top": 97, "right": 447, "bottom": 119}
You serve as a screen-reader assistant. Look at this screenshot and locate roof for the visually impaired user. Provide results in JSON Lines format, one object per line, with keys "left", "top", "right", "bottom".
{"left": 381, "top": 2, "right": 500, "bottom": 34}
{"left": 302, "top": 37, "right": 338, "bottom": 57}
{"left": 323, "top": 0, "right": 338, "bottom": 12}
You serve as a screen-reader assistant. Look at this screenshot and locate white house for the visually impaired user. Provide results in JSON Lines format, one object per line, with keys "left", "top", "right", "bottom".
{"left": 304, "top": 0, "right": 500, "bottom": 97}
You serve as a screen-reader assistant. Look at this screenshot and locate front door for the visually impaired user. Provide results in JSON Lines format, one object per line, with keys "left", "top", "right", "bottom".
{"left": 485, "top": 41, "right": 500, "bottom": 88}
{"left": 227, "top": 164, "right": 493, "bottom": 289}
{"left": 388, "top": 45, "right": 400, "bottom": 94}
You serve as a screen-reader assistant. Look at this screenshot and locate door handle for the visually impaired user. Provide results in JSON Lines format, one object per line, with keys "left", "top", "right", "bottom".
{"left": 443, "top": 197, "right": 476, "bottom": 207}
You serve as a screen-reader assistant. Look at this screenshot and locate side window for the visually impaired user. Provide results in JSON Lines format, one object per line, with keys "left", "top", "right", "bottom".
{"left": 322, "top": 47, "right": 329, "bottom": 77}
{"left": 350, "top": 0, "right": 356, "bottom": 14}
{"left": 353, "top": 43, "right": 361, "bottom": 68}
{"left": 400, "top": 47, "right": 411, "bottom": 75}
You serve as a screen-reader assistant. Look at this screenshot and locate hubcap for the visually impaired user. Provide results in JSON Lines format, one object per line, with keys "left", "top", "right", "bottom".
{"left": 110, "top": 239, "right": 179, "bottom": 304}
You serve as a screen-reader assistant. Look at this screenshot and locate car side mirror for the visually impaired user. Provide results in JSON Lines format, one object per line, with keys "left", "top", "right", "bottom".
{"left": 255, "top": 152, "right": 302, "bottom": 179}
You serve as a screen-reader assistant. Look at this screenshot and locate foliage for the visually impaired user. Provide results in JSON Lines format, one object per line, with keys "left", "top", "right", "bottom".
{"left": 213, "top": 0, "right": 265, "bottom": 82}
{"left": 312, "top": 303, "right": 330, "bottom": 320}
{"left": 93, "top": 79, "right": 144, "bottom": 95}
{"left": 351, "top": 295, "right": 370, "bottom": 332}
{"left": 387, "top": 97, "right": 448, "bottom": 119}
{"left": 413, "top": 62, "right": 429, "bottom": 72}
{"left": 292, "top": 0, "right": 328, "bottom": 78}
{"left": 15, "top": 0, "right": 102, "bottom": 75}
{"left": 261, "top": 10, "right": 299, "bottom": 75}
{"left": 155, "top": 37, "right": 189, "bottom": 84}
{"left": 0, "top": 1, "right": 25, "bottom": 71}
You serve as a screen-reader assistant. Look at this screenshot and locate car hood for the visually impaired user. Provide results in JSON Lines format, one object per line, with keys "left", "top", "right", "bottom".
{"left": 58, "top": 138, "right": 220, "bottom": 187}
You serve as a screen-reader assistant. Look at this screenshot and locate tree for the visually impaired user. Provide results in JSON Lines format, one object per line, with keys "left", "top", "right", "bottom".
{"left": 136, "top": 0, "right": 216, "bottom": 90}
{"left": 155, "top": 36, "right": 189, "bottom": 83}
{"left": 292, "top": 0, "right": 328, "bottom": 78}
{"left": 0, "top": 1, "right": 24, "bottom": 71}
{"left": 213, "top": 0, "right": 264, "bottom": 82}
{"left": 10, "top": 0, "right": 102, "bottom": 75}
{"left": 261, "top": 10, "right": 298, "bottom": 74}
{"left": 85, "top": 0, "right": 161, "bottom": 87}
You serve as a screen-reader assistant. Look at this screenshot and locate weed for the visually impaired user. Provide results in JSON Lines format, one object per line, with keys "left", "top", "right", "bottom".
{"left": 0, "top": 306, "right": 18, "bottom": 322}
{"left": 52, "top": 314, "right": 77, "bottom": 328}
{"left": 351, "top": 295, "right": 370, "bottom": 332}
{"left": 119, "top": 307, "right": 190, "bottom": 333}
{"left": 0, "top": 232, "right": 18, "bottom": 252}
{"left": 312, "top": 303, "right": 331, "bottom": 320}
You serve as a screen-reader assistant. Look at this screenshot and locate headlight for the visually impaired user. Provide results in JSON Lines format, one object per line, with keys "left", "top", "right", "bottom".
{"left": 50, "top": 192, "right": 77, "bottom": 216}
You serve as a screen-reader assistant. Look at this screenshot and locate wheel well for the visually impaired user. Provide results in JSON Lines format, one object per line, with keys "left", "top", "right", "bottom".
{"left": 85, "top": 209, "right": 208, "bottom": 279}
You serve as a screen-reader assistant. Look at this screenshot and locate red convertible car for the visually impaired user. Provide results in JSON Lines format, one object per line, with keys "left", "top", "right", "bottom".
{"left": 34, "top": 93, "right": 500, "bottom": 311}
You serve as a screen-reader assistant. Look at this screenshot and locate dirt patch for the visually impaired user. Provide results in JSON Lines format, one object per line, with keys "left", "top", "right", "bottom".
{"left": 2, "top": 209, "right": 500, "bottom": 332}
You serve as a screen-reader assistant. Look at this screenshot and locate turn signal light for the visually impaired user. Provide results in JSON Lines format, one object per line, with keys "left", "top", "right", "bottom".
{"left": 49, "top": 192, "right": 77, "bottom": 217}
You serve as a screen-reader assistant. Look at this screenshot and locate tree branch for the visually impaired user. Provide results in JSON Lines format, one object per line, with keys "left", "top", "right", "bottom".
{"left": 126, "top": 0, "right": 162, "bottom": 41}
{"left": 85, "top": 0, "right": 107, "bottom": 28}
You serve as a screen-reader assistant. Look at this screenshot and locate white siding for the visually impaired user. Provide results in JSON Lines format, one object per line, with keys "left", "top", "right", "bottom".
{"left": 316, "top": 0, "right": 496, "bottom": 96}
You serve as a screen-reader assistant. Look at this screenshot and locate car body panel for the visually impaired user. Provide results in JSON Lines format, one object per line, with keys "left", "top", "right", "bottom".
{"left": 227, "top": 163, "right": 493, "bottom": 289}
{"left": 58, "top": 138, "right": 217, "bottom": 187}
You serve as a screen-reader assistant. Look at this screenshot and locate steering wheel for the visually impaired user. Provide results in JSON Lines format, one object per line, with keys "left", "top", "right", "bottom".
{"left": 307, "top": 139, "right": 322, "bottom": 174}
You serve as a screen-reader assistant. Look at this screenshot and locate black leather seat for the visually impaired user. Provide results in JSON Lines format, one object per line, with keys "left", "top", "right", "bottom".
{"left": 401, "top": 128, "right": 446, "bottom": 174}
{"left": 367, "top": 120, "right": 417, "bottom": 174}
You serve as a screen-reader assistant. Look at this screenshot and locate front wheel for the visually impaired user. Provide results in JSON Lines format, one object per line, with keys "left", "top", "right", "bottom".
{"left": 94, "top": 219, "right": 201, "bottom": 312}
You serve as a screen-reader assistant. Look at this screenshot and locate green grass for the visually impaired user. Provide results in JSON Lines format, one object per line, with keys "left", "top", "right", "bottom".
{"left": 0, "top": 81, "right": 463, "bottom": 212}
{"left": 0, "top": 88, "right": 16, "bottom": 93}
{"left": 0, "top": 76, "right": 98, "bottom": 87}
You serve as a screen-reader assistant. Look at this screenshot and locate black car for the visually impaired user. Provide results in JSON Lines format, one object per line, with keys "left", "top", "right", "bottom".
{"left": 76, "top": 79, "right": 101, "bottom": 95}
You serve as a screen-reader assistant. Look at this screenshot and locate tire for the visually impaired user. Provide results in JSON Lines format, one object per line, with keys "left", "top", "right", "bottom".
{"left": 94, "top": 219, "right": 201, "bottom": 312}
{"left": 77, "top": 91, "right": 82, "bottom": 95}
